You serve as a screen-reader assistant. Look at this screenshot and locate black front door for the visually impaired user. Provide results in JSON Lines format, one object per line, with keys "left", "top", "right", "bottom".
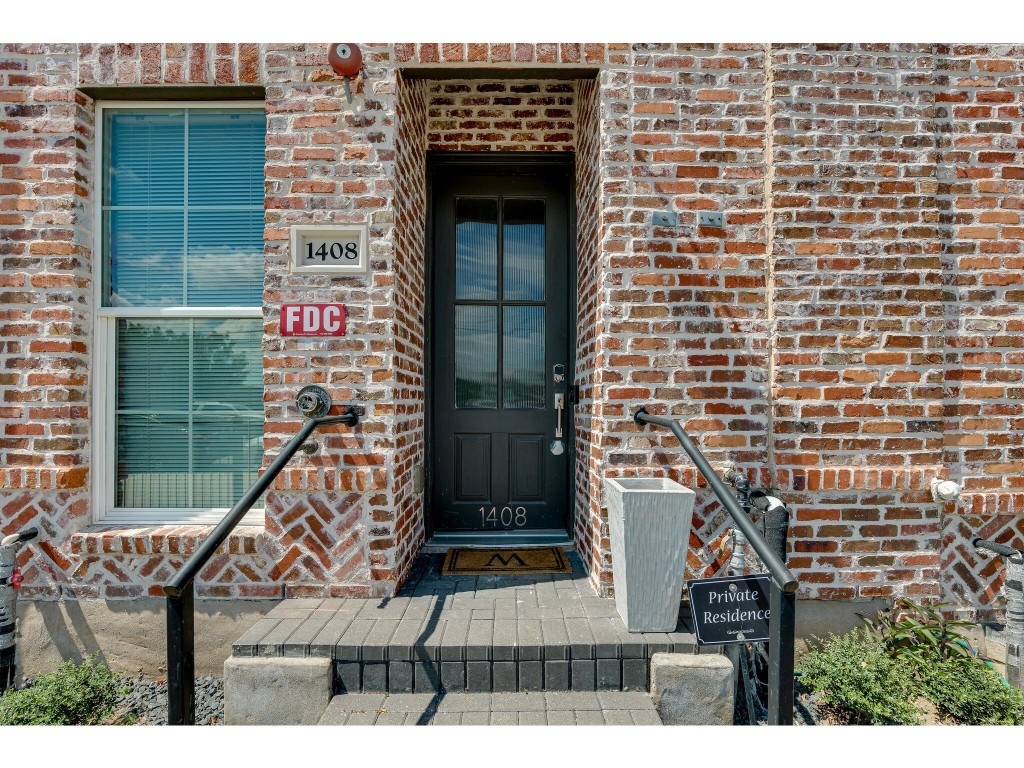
{"left": 430, "top": 158, "right": 572, "bottom": 536}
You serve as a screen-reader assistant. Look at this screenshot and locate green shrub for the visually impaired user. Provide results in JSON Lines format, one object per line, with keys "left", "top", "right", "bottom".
{"left": 799, "top": 629, "right": 922, "bottom": 725}
{"left": 859, "top": 597, "right": 976, "bottom": 666}
{"left": 801, "top": 609, "right": 1024, "bottom": 726}
{"left": 0, "top": 656, "right": 123, "bottom": 725}
{"left": 919, "top": 656, "right": 1024, "bottom": 725}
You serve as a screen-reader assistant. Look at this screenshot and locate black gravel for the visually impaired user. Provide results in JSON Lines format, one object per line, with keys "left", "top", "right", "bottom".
{"left": 733, "top": 675, "right": 821, "bottom": 725}
{"left": 793, "top": 680, "right": 822, "bottom": 725}
{"left": 114, "top": 675, "right": 223, "bottom": 725}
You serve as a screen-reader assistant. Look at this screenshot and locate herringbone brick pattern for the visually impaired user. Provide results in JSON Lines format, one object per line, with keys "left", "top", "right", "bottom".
{"left": 942, "top": 507, "right": 1024, "bottom": 616}
{"left": 2, "top": 490, "right": 371, "bottom": 599}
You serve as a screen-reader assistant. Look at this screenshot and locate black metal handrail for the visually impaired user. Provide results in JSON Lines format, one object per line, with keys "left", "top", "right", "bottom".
{"left": 634, "top": 406, "right": 797, "bottom": 725}
{"left": 163, "top": 398, "right": 358, "bottom": 725}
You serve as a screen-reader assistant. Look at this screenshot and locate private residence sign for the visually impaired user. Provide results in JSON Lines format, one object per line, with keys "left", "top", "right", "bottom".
{"left": 686, "top": 573, "right": 772, "bottom": 646}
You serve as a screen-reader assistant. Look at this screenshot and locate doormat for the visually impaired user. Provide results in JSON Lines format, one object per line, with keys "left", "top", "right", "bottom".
{"left": 441, "top": 547, "right": 572, "bottom": 575}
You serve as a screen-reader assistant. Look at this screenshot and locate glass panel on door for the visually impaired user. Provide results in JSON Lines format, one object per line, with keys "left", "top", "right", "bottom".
{"left": 503, "top": 305, "right": 545, "bottom": 409}
{"left": 455, "top": 305, "right": 497, "bottom": 409}
{"left": 455, "top": 197, "right": 498, "bottom": 300}
{"left": 503, "top": 198, "right": 545, "bottom": 301}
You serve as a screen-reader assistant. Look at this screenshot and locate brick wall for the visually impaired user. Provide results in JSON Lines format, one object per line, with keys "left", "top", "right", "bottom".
{"left": 1, "top": 44, "right": 91, "bottom": 493}
{"left": 426, "top": 80, "right": 576, "bottom": 152}
{"left": 392, "top": 73, "right": 428, "bottom": 586}
{"left": 593, "top": 44, "right": 772, "bottom": 593}
{"left": 765, "top": 44, "right": 1023, "bottom": 614}
{"left": 75, "top": 43, "right": 262, "bottom": 86}
{"left": 261, "top": 44, "right": 399, "bottom": 596}
{"left": 934, "top": 45, "right": 1024, "bottom": 614}
{"left": 769, "top": 44, "right": 946, "bottom": 602}
{"left": 1, "top": 45, "right": 94, "bottom": 598}
{"left": 573, "top": 77, "right": 604, "bottom": 585}
{"left": 1, "top": 42, "right": 1022, "bottom": 616}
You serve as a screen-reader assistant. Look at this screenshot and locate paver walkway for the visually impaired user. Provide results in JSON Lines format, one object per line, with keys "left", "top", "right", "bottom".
{"left": 318, "top": 691, "right": 663, "bottom": 725}
{"left": 232, "top": 552, "right": 700, "bottom": 694}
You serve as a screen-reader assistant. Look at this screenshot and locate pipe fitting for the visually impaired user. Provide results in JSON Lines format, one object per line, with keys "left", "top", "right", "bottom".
{"left": 750, "top": 490, "right": 788, "bottom": 513}
{"left": 725, "top": 469, "right": 750, "bottom": 492}
{"left": 295, "top": 385, "right": 332, "bottom": 419}
{"left": 931, "top": 478, "right": 962, "bottom": 503}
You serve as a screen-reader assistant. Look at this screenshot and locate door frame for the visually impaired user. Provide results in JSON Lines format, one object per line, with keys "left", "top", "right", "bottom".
{"left": 423, "top": 151, "right": 578, "bottom": 545}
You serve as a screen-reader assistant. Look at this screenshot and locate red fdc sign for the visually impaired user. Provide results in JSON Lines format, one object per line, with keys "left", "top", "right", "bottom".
{"left": 280, "top": 304, "right": 346, "bottom": 337}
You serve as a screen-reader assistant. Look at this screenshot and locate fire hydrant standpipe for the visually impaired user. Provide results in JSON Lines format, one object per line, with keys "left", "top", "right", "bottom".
{"left": 0, "top": 527, "right": 38, "bottom": 693}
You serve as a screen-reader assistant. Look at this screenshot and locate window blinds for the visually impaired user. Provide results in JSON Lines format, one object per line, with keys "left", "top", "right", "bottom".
{"left": 104, "top": 107, "right": 265, "bottom": 512}
{"left": 103, "top": 109, "right": 265, "bottom": 308}
{"left": 115, "top": 318, "right": 264, "bottom": 509}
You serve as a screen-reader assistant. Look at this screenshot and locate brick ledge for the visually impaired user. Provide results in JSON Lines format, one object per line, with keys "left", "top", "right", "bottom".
{"left": 69, "top": 525, "right": 266, "bottom": 556}
{"left": 0, "top": 467, "right": 88, "bottom": 490}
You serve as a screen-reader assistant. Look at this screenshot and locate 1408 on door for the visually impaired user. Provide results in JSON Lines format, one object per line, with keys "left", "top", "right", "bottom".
{"left": 479, "top": 506, "right": 528, "bottom": 528}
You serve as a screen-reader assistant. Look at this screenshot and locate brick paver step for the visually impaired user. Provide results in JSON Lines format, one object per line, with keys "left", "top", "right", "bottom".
{"left": 317, "top": 691, "right": 663, "bottom": 725}
{"left": 231, "top": 552, "right": 707, "bottom": 694}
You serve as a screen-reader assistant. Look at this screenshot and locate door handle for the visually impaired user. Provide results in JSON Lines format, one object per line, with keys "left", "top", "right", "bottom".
{"left": 554, "top": 392, "right": 565, "bottom": 439}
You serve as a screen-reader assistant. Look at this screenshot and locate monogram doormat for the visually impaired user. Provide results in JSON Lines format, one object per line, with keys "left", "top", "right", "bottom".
{"left": 441, "top": 546, "right": 572, "bottom": 575}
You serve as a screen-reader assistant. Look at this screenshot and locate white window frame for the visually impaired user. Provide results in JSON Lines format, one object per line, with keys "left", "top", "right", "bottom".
{"left": 92, "top": 100, "right": 266, "bottom": 525}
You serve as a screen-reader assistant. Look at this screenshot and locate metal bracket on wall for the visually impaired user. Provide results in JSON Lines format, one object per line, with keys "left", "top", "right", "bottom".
{"left": 295, "top": 385, "right": 332, "bottom": 419}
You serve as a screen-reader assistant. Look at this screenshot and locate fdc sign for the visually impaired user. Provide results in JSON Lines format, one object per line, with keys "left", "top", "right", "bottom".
{"left": 686, "top": 574, "right": 772, "bottom": 646}
{"left": 280, "top": 304, "right": 347, "bottom": 337}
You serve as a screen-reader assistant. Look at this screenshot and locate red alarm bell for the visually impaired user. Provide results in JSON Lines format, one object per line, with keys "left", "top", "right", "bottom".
{"left": 328, "top": 43, "right": 363, "bottom": 77}
{"left": 328, "top": 43, "right": 362, "bottom": 103}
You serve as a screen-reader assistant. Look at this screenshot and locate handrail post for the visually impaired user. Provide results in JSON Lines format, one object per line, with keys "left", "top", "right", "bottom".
{"left": 162, "top": 399, "right": 358, "bottom": 726}
{"left": 167, "top": 582, "right": 194, "bottom": 725}
{"left": 767, "top": 580, "right": 795, "bottom": 725}
{"left": 633, "top": 405, "right": 798, "bottom": 725}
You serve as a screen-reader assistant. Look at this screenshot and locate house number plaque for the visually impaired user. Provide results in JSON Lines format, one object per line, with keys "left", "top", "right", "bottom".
{"left": 289, "top": 224, "right": 369, "bottom": 275}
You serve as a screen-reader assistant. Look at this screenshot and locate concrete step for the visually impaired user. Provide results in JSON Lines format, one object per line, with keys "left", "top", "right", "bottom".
{"left": 318, "top": 690, "right": 663, "bottom": 725}
{"left": 232, "top": 552, "right": 701, "bottom": 694}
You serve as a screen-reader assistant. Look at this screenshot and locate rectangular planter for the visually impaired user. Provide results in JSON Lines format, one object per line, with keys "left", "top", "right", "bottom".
{"left": 606, "top": 478, "right": 696, "bottom": 633}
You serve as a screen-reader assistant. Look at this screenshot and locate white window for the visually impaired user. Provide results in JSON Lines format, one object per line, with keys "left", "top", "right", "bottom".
{"left": 93, "top": 102, "right": 266, "bottom": 524}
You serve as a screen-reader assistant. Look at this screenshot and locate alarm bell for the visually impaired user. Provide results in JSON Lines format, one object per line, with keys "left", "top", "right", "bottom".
{"left": 328, "top": 43, "right": 362, "bottom": 77}
{"left": 328, "top": 43, "right": 363, "bottom": 103}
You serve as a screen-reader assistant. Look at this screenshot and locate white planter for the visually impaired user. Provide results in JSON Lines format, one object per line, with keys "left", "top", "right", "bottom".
{"left": 606, "top": 478, "right": 696, "bottom": 633}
